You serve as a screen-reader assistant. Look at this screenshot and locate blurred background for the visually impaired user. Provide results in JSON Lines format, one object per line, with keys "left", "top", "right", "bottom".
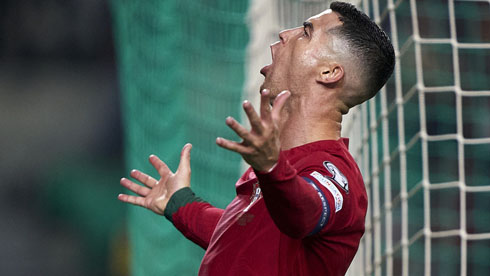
{"left": 0, "top": 0, "right": 127, "bottom": 275}
{"left": 0, "top": 0, "right": 249, "bottom": 274}
{"left": 1, "top": 0, "right": 488, "bottom": 275}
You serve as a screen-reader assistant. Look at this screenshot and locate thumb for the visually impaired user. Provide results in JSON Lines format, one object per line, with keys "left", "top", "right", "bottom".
{"left": 271, "top": 90, "right": 291, "bottom": 123}
{"left": 177, "top": 143, "right": 192, "bottom": 173}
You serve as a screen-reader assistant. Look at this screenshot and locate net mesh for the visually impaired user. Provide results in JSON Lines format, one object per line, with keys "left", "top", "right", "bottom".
{"left": 342, "top": 0, "right": 490, "bottom": 275}
{"left": 111, "top": 0, "right": 249, "bottom": 274}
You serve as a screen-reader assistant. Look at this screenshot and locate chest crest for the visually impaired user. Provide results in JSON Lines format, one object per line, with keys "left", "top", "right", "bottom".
{"left": 238, "top": 182, "right": 261, "bottom": 226}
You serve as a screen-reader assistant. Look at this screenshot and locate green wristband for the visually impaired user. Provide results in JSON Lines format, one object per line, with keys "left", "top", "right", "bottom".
{"left": 164, "top": 187, "right": 205, "bottom": 223}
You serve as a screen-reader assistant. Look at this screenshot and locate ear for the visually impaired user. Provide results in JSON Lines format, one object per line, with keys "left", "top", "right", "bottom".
{"left": 316, "top": 64, "right": 344, "bottom": 85}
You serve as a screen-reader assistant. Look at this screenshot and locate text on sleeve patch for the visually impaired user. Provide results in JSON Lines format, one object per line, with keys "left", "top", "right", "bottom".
{"left": 310, "top": 171, "right": 343, "bottom": 212}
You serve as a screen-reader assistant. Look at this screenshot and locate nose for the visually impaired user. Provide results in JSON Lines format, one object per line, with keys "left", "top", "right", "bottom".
{"left": 270, "top": 41, "right": 279, "bottom": 61}
{"left": 270, "top": 27, "right": 302, "bottom": 61}
{"left": 278, "top": 27, "right": 302, "bottom": 44}
{"left": 278, "top": 30, "right": 288, "bottom": 44}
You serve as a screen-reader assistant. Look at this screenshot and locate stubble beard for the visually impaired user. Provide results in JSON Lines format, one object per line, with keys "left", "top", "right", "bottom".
{"left": 260, "top": 72, "right": 289, "bottom": 99}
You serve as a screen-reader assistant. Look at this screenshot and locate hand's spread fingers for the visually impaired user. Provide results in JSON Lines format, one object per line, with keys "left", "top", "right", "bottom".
{"left": 177, "top": 143, "right": 192, "bottom": 174}
{"left": 216, "top": 137, "right": 254, "bottom": 155}
{"left": 120, "top": 178, "right": 151, "bottom": 196}
{"left": 149, "top": 155, "right": 172, "bottom": 178}
{"left": 243, "top": 101, "right": 264, "bottom": 134}
{"left": 272, "top": 90, "right": 291, "bottom": 122}
{"left": 130, "top": 169, "right": 158, "bottom": 188}
{"left": 259, "top": 89, "right": 272, "bottom": 121}
{"left": 225, "top": 117, "right": 254, "bottom": 142}
{"left": 118, "top": 193, "right": 146, "bottom": 207}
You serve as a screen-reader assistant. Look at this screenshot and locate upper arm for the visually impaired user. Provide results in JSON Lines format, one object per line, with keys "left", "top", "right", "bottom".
{"left": 256, "top": 151, "right": 353, "bottom": 238}
{"left": 297, "top": 152, "right": 358, "bottom": 236}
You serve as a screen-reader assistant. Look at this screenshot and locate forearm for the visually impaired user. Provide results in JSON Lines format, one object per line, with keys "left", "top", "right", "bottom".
{"left": 164, "top": 188, "right": 223, "bottom": 249}
{"left": 255, "top": 152, "right": 326, "bottom": 239}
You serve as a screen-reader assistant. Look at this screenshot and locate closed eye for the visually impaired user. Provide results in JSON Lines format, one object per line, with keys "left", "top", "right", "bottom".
{"left": 303, "top": 21, "right": 313, "bottom": 38}
{"left": 303, "top": 27, "right": 309, "bottom": 37}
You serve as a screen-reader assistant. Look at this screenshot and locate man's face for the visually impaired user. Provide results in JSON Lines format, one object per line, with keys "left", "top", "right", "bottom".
{"left": 260, "top": 10, "right": 343, "bottom": 100}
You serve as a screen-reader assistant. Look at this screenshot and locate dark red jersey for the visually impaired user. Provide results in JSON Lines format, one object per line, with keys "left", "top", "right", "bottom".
{"left": 165, "top": 139, "right": 367, "bottom": 275}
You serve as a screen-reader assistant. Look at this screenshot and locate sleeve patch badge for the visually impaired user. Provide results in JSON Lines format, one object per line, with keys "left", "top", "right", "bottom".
{"left": 310, "top": 171, "right": 343, "bottom": 213}
{"left": 323, "top": 161, "right": 349, "bottom": 193}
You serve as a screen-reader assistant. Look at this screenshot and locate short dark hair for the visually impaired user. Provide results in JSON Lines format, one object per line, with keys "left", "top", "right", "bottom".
{"left": 330, "top": 1, "right": 395, "bottom": 101}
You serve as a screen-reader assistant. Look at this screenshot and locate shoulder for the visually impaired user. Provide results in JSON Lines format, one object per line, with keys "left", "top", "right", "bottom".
{"left": 291, "top": 146, "right": 358, "bottom": 183}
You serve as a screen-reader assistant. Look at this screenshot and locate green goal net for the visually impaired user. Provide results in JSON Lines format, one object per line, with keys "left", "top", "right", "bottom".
{"left": 111, "top": 0, "right": 249, "bottom": 274}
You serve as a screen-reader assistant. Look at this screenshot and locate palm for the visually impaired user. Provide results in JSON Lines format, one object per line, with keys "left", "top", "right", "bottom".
{"left": 144, "top": 176, "right": 170, "bottom": 214}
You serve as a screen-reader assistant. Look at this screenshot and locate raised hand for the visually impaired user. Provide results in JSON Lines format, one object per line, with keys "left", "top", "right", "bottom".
{"left": 216, "top": 89, "right": 290, "bottom": 172}
{"left": 118, "top": 143, "right": 193, "bottom": 215}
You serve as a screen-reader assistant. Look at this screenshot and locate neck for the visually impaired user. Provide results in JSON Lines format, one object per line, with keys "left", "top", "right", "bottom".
{"left": 279, "top": 94, "right": 344, "bottom": 150}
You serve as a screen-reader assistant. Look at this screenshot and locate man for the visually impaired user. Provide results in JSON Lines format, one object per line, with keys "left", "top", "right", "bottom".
{"left": 118, "top": 1, "right": 394, "bottom": 275}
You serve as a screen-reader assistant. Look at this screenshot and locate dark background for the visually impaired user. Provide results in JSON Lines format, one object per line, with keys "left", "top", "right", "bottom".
{"left": 0, "top": 0, "right": 127, "bottom": 275}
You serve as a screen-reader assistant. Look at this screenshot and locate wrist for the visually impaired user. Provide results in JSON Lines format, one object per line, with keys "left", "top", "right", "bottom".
{"left": 254, "top": 151, "right": 296, "bottom": 183}
{"left": 164, "top": 187, "right": 205, "bottom": 223}
{"left": 254, "top": 151, "right": 284, "bottom": 174}
{"left": 259, "top": 162, "right": 278, "bottom": 173}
